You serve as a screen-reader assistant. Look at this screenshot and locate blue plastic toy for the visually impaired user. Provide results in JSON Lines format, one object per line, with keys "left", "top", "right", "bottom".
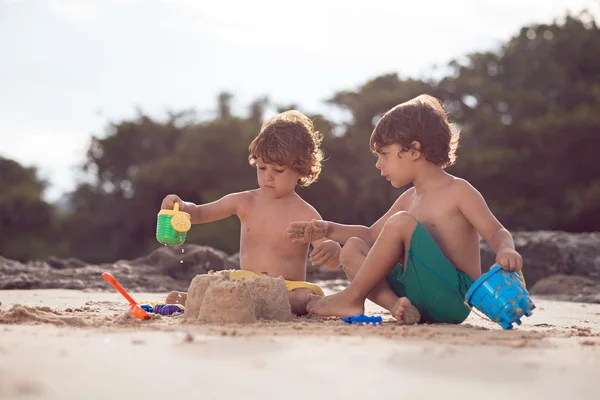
{"left": 465, "top": 264, "right": 535, "bottom": 329}
{"left": 341, "top": 314, "right": 383, "bottom": 325}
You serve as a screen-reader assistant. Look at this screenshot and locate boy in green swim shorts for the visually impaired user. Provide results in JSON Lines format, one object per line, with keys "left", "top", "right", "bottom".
{"left": 287, "top": 94, "right": 523, "bottom": 324}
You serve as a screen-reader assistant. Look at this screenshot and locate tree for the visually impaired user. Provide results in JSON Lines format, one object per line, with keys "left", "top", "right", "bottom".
{"left": 438, "top": 11, "right": 600, "bottom": 231}
{"left": 0, "top": 157, "right": 54, "bottom": 260}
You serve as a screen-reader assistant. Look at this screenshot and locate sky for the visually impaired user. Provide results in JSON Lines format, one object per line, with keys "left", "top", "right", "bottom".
{"left": 1, "top": 0, "right": 598, "bottom": 201}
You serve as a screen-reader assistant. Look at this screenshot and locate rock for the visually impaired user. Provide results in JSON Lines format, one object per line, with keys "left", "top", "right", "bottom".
{"left": 0, "top": 244, "right": 238, "bottom": 293}
{"left": 1, "top": 231, "right": 599, "bottom": 303}
{"left": 480, "top": 231, "right": 600, "bottom": 288}
{"left": 530, "top": 274, "right": 600, "bottom": 304}
{"left": 44, "top": 256, "right": 87, "bottom": 270}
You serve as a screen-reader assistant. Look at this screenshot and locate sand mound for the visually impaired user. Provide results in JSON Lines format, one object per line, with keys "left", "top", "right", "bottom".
{"left": 184, "top": 273, "right": 228, "bottom": 321}
{"left": 184, "top": 272, "right": 292, "bottom": 324}
{"left": 0, "top": 305, "right": 89, "bottom": 327}
{"left": 112, "top": 311, "right": 163, "bottom": 326}
{"left": 249, "top": 276, "right": 292, "bottom": 321}
{"left": 199, "top": 280, "right": 256, "bottom": 323}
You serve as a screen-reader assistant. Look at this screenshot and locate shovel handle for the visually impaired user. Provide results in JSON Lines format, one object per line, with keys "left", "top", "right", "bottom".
{"left": 102, "top": 272, "right": 137, "bottom": 306}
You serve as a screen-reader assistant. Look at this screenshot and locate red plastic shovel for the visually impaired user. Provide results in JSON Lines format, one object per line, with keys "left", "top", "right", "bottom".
{"left": 102, "top": 272, "right": 150, "bottom": 320}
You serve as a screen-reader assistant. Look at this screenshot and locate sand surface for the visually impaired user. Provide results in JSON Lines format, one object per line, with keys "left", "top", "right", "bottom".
{"left": 1, "top": 286, "right": 599, "bottom": 400}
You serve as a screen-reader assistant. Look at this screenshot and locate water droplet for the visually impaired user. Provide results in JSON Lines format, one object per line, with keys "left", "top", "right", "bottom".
{"left": 182, "top": 248, "right": 185, "bottom": 253}
{"left": 180, "top": 260, "right": 183, "bottom": 264}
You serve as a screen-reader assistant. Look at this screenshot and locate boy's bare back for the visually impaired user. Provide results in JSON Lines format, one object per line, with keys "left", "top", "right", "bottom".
{"left": 236, "top": 189, "right": 322, "bottom": 281}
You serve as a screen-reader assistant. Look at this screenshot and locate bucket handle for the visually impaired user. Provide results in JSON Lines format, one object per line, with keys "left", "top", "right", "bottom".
{"left": 463, "top": 300, "right": 493, "bottom": 322}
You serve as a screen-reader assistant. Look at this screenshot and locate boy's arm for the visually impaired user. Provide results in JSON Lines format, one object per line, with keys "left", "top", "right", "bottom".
{"left": 292, "top": 188, "right": 412, "bottom": 245}
{"left": 162, "top": 192, "right": 245, "bottom": 225}
{"left": 305, "top": 209, "right": 342, "bottom": 269}
{"left": 309, "top": 237, "right": 341, "bottom": 270}
{"left": 454, "top": 180, "right": 523, "bottom": 271}
{"left": 360, "top": 187, "right": 414, "bottom": 244}
{"left": 323, "top": 222, "right": 371, "bottom": 245}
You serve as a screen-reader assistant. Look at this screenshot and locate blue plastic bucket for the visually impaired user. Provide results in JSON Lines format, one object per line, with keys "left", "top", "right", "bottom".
{"left": 465, "top": 264, "right": 535, "bottom": 329}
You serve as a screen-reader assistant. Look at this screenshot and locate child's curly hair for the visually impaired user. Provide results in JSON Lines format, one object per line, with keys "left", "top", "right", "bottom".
{"left": 249, "top": 110, "right": 324, "bottom": 187}
{"left": 370, "top": 94, "right": 460, "bottom": 168}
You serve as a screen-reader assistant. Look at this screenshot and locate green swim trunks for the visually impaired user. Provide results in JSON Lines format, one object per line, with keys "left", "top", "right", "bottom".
{"left": 386, "top": 222, "right": 474, "bottom": 324}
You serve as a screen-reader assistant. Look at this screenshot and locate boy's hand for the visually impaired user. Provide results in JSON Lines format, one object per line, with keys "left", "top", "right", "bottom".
{"left": 310, "top": 240, "right": 341, "bottom": 269}
{"left": 496, "top": 248, "right": 523, "bottom": 271}
{"left": 287, "top": 219, "right": 329, "bottom": 244}
{"left": 161, "top": 194, "right": 185, "bottom": 210}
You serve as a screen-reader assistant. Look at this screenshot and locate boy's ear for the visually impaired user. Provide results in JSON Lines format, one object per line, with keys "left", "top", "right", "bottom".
{"left": 409, "top": 141, "right": 422, "bottom": 160}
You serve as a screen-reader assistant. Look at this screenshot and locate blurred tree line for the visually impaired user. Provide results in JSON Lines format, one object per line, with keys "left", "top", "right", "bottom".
{"left": 2, "top": 12, "right": 599, "bottom": 262}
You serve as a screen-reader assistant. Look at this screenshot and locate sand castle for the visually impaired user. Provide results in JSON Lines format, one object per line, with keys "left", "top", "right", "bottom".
{"left": 184, "top": 271, "right": 293, "bottom": 323}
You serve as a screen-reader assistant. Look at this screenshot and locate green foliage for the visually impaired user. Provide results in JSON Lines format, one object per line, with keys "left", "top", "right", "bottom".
{"left": 0, "top": 157, "right": 54, "bottom": 260}
{"left": 438, "top": 12, "right": 600, "bottom": 230}
{"left": 2, "top": 12, "right": 599, "bottom": 262}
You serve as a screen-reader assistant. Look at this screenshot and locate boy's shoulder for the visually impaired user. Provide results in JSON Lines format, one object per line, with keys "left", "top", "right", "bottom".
{"left": 291, "top": 194, "right": 322, "bottom": 220}
{"left": 398, "top": 176, "right": 479, "bottom": 204}
{"left": 447, "top": 176, "right": 478, "bottom": 197}
{"left": 227, "top": 189, "right": 259, "bottom": 217}
{"left": 441, "top": 176, "right": 485, "bottom": 209}
{"left": 228, "top": 189, "right": 258, "bottom": 203}
{"left": 395, "top": 186, "right": 416, "bottom": 208}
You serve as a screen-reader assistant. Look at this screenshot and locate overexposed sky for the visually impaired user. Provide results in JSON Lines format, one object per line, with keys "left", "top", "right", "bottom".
{"left": 1, "top": 0, "right": 598, "bottom": 201}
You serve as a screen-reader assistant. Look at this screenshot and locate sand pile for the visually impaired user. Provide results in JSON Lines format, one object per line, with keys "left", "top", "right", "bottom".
{"left": 249, "top": 276, "right": 293, "bottom": 322}
{"left": 184, "top": 272, "right": 292, "bottom": 323}
{"left": 0, "top": 305, "right": 89, "bottom": 327}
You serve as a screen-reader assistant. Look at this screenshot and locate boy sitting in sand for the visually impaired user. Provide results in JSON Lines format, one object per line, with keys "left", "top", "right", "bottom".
{"left": 287, "top": 94, "right": 523, "bottom": 324}
{"left": 163, "top": 110, "right": 341, "bottom": 315}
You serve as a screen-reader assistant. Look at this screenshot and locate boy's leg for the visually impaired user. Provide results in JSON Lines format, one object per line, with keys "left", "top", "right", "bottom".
{"left": 340, "top": 237, "right": 419, "bottom": 323}
{"left": 166, "top": 291, "right": 187, "bottom": 305}
{"left": 307, "top": 212, "right": 421, "bottom": 322}
{"left": 288, "top": 288, "right": 315, "bottom": 316}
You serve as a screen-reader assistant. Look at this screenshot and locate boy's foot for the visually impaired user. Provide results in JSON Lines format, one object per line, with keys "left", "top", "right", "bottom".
{"left": 306, "top": 289, "right": 364, "bottom": 317}
{"left": 391, "top": 297, "right": 420, "bottom": 325}
{"left": 165, "top": 291, "right": 187, "bottom": 305}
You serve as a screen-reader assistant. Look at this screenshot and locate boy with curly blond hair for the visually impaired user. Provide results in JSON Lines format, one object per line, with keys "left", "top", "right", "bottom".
{"left": 162, "top": 110, "right": 341, "bottom": 315}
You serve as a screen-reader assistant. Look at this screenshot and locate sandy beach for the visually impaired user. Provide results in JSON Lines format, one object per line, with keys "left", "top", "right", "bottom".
{"left": 1, "top": 285, "right": 599, "bottom": 400}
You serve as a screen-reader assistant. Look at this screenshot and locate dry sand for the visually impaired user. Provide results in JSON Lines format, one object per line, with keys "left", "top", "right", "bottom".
{"left": 0, "top": 284, "right": 599, "bottom": 400}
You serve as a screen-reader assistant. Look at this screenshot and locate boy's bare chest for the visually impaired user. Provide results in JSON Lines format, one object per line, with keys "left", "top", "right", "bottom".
{"left": 406, "top": 194, "right": 460, "bottom": 230}
{"left": 242, "top": 204, "right": 306, "bottom": 241}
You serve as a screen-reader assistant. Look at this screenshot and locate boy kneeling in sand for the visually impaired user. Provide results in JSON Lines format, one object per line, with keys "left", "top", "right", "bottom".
{"left": 287, "top": 95, "right": 523, "bottom": 324}
{"left": 163, "top": 110, "right": 340, "bottom": 315}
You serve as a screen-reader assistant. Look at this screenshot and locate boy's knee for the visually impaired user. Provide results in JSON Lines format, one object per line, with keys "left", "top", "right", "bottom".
{"left": 345, "top": 236, "right": 364, "bottom": 248}
{"left": 384, "top": 212, "right": 417, "bottom": 235}
{"left": 339, "top": 237, "right": 367, "bottom": 266}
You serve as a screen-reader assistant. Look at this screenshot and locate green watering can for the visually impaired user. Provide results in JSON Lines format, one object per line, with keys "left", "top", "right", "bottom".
{"left": 156, "top": 203, "right": 192, "bottom": 245}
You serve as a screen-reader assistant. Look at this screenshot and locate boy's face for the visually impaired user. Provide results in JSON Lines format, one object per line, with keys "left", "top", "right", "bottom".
{"left": 255, "top": 158, "right": 301, "bottom": 198}
{"left": 375, "top": 144, "right": 413, "bottom": 188}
